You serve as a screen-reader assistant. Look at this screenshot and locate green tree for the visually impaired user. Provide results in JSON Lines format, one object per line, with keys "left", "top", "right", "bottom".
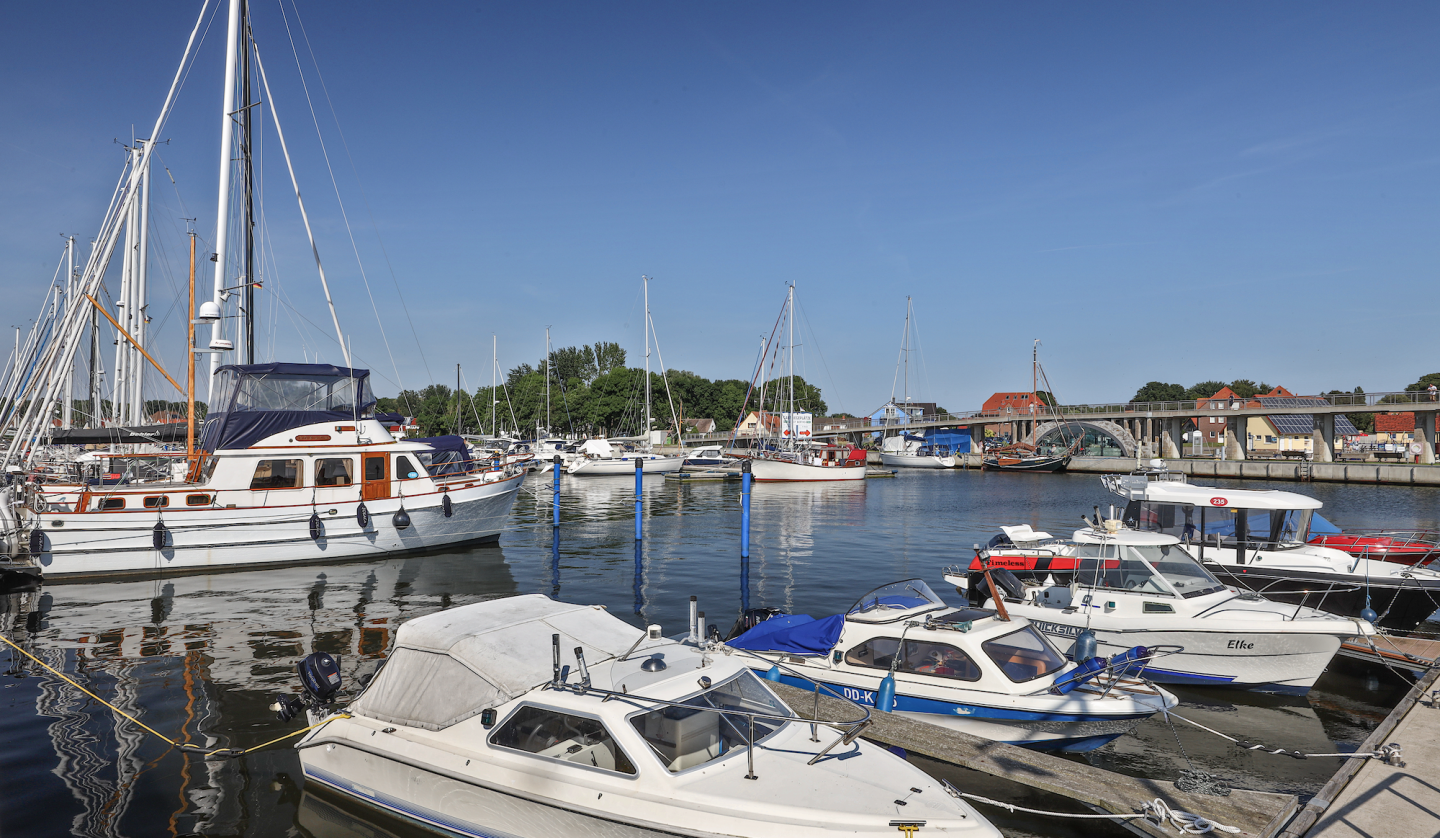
{"left": 1404, "top": 373, "right": 1440, "bottom": 396}
{"left": 1227, "top": 379, "right": 1259, "bottom": 399}
{"left": 548, "top": 345, "right": 598, "bottom": 385}
{"left": 1184, "top": 381, "right": 1227, "bottom": 400}
{"left": 592, "top": 342, "right": 627, "bottom": 376}
{"left": 1132, "top": 382, "right": 1186, "bottom": 403}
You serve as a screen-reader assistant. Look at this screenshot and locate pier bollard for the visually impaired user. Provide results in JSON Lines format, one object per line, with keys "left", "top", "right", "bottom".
{"left": 552, "top": 455, "right": 561, "bottom": 527}
{"left": 740, "top": 459, "right": 752, "bottom": 559}
{"left": 634, "top": 457, "right": 644, "bottom": 540}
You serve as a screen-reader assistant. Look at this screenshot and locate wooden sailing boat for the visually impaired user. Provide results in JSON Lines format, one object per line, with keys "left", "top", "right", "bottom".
{"left": 983, "top": 341, "right": 1078, "bottom": 473}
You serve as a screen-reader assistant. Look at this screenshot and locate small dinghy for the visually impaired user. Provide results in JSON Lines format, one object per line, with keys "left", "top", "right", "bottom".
{"left": 726, "top": 579, "right": 1176, "bottom": 753}
{"left": 286, "top": 594, "right": 1001, "bottom": 838}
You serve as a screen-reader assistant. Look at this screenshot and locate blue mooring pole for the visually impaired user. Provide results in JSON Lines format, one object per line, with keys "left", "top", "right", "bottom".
{"left": 634, "top": 456, "right": 644, "bottom": 540}
{"left": 740, "top": 459, "right": 752, "bottom": 558}
{"left": 552, "top": 455, "right": 561, "bottom": 527}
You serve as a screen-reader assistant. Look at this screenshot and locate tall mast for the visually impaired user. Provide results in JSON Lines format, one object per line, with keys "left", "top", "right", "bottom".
{"left": 491, "top": 334, "right": 497, "bottom": 436}
{"left": 240, "top": 0, "right": 255, "bottom": 364}
{"left": 455, "top": 363, "right": 462, "bottom": 434}
{"left": 1032, "top": 339, "right": 1038, "bottom": 398}
{"left": 903, "top": 296, "right": 911, "bottom": 406}
{"left": 643, "top": 276, "right": 651, "bottom": 446}
{"left": 187, "top": 230, "right": 197, "bottom": 468}
{"left": 88, "top": 299, "right": 100, "bottom": 428}
{"left": 544, "top": 326, "right": 551, "bottom": 436}
{"left": 208, "top": 0, "right": 243, "bottom": 392}
{"left": 787, "top": 283, "right": 795, "bottom": 444}
{"left": 113, "top": 148, "right": 136, "bottom": 425}
{"left": 133, "top": 139, "right": 151, "bottom": 424}
{"left": 61, "top": 236, "right": 75, "bottom": 428}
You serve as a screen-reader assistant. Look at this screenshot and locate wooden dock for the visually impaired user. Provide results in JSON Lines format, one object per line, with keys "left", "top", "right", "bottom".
{"left": 772, "top": 682, "right": 1298, "bottom": 838}
{"left": 1277, "top": 666, "right": 1440, "bottom": 838}
{"left": 1335, "top": 634, "right": 1440, "bottom": 671}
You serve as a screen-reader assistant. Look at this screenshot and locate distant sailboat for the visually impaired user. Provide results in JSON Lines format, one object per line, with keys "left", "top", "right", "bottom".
{"left": 983, "top": 341, "right": 1077, "bottom": 473}
{"left": 879, "top": 297, "right": 954, "bottom": 469}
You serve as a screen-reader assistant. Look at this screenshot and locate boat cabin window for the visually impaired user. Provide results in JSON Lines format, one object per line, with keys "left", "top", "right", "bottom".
{"left": 1128, "top": 544, "right": 1227, "bottom": 598}
{"left": 489, "top": 705, "right": 636, "bottom": 775}
{"left": 844, "top": 637, "right": 901, "bottom": 669}
{"left": 1129, "top": 502, "right": 1312, "bottom": 550}
{"left": 364, "top": 456, "right": 386, "bottom": 481}
{"left": 846, "top": 579, "right": 947, "bottom": 622}
{"left": 902, "top": 640, "right": 981, "bottom": 681}
{"left": 396, "top": 455, "right": 422, "bottom": 480}
{"left": 143, "top": 496, "right": 169, "bottom": 509}
{"left": 186, "top": 494, "right": 212, "bottom": 507}
{"left": 250, "top": 459, "right": 303, "bottom": 490}
{"left": 981, "top": 627, "right": 1067, "bottom": 683}
{"left": 1073, "top": 548, "right": 1172, "bottom": 596}
{"left": 98, "top": 497, "right": 125, "bottom": 511}
{"left": 630, "top": 671, "right": 791, "bottom": 773}
{"left": 316, "top": 458, "right": 354, "bottom": 487}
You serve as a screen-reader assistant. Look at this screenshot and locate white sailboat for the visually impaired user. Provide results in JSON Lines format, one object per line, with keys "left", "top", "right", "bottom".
{"left": 748, "top": 286, "right": 866, "bottom": 483}
{"left": 0, "top": 0, "right": 524, "bottom": 579}
{"left": 879, "top": 297, "right": 954, "bottom": 469}
{"left": 568, "top": 276, "right": 683, "bottom": 476}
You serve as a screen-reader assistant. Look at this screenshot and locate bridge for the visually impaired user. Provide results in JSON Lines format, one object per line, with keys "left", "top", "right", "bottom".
{"left": 683, "top": 390, "right": 1440, "bottom": 464}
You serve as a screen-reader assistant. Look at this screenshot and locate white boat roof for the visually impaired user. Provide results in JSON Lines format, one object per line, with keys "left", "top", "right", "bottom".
{"left": 1137, "top": 480, "right": 1323, "bottom": 511}
{"left": 1071, "top": 526, "right": 1180, "bottom": 546}
{"left": 350, "top": 595, "right": 643, "bottom": 730}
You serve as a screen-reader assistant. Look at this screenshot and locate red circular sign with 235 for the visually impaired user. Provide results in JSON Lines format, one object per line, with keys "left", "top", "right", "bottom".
{"left": 1210, "top": 497, "right": 1228, "bottom": 507}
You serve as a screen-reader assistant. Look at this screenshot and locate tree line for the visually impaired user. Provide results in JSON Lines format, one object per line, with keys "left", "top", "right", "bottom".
{"left": 376, "top": 342, "right": 829, "bottom": 439}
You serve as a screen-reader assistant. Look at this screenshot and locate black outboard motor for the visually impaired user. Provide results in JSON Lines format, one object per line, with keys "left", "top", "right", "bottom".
{"left": 725, "top": 607, "right": 786, "bottom": 641}
{"left": 967, "top": 568, "right": 1027, "bottom": 607}
{"left": 274, "top": 652, "right": 343, "bottom": 722}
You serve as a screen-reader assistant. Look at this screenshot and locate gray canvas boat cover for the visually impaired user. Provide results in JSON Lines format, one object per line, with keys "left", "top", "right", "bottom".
{"left": 348, "top": 595, "right": 643, "bottom": 731}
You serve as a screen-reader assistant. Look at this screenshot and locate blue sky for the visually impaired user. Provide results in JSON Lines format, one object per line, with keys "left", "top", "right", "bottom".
{"left": 3, "top": 2, "right": 1437, "bottom": 415}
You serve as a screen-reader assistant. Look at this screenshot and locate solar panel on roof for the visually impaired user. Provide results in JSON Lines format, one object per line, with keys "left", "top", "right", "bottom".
{"left": 1257, "top": 397, "right": 1329, "bottom": 408}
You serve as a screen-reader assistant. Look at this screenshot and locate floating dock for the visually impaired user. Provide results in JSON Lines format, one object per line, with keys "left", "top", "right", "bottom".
{"left": 772, "top": 682, "right": 1298, "bottom": 838}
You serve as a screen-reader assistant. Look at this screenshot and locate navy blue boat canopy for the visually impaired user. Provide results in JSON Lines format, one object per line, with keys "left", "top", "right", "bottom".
{"left": 727, "top": 614, "right": 844, "bottom": 656}
{"left": 201, "top": 363, "right": 376, "bottom": 451}
{"left": 412, "top": 435, "right": 473, "bottom": 476}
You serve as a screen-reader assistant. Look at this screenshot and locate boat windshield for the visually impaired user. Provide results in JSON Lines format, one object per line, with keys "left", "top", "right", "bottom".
{"left": 1129, "top": 502, "right": 1313, "bottom": 550}
{"left": 847, "top": 579, "right": 947, "bottom": 621}
{"left": 629, "top": 671, "right": 792, "bottom": 773}
{"left": 981, "top": 627, "right": 1067, "bottom": 683}
{"left": 1072, "top": 546, "right": 1173, "bottom": 596}
{"left": 1127, "top": 544, "right": 1228, "bottom": 598}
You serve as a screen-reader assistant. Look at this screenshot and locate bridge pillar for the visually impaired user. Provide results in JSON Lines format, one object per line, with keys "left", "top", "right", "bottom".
{"left": 1416, "top": 411, "right": 1436, "bottom": 464}
{"left": 1312, "top": 414, "right": 1335, "bottom": 463}
{"left": 1224, "top": 414, "right": 1247, "bottom": 460}
{"left": 1161, "top": 417, "right": 1181, "bottom": 459}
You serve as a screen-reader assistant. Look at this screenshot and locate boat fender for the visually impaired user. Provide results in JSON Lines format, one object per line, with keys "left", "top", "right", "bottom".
{"left": 877, "top": 673, "right": 897, "bottom": 712}
{"left": 1360, "top": 607, "right": 1378, "bottom": 624}
{"left": 393, "top": 506, "right": 411, "bottom": 530}
{"left": 1074, "top": 629, "right": 1098, "bottom": 662}
{"left": 356, "top": 503, "right": 370, "bottom": 529}
{"left": 1050, "top": 657, "right": 1106, "bottom": 695}
{"left": 441, "top": 493, "right": 453, "bottom": 518}
{"left": 309, "top": 512, "right": 323, "bottom": 541}
{"left": 764, "top": 665, "right": 782, "bottom": 682}
{"left": 152, "top": 521, "right": 168, "bottom": 550}
{"left": 28, "top": 529, "right": 44, "bottom": 556}
{"left": 1109, "top": 645, "right": 1150, "bottom": 677}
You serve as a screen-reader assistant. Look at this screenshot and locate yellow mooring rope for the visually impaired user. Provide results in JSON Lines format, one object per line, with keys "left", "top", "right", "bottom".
{"left": 0, "top": 632, "right": 347, "bottom": 758}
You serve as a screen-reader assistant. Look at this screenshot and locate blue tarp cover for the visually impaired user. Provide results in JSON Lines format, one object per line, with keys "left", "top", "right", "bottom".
{"left": 201, "top": 409, "right": 354, "bottom": 451}
{"left": 412, "top": 435, "right": 473, "bottom": 476}
{"left": 216, "top": 362, "right": 367, "bottom": 378}
{"left": 727, "top": 614, "right": 844, "bottom": 656}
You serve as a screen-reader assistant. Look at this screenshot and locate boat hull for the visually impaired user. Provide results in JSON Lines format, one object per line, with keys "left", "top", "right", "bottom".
{"left": 748, "top": 458, "right": 866, "bottom": 482}
{"left": 983, "top": 455, "right": 1070, "bottom": 473}
{"left": 1024, "top": 619, "right": 1342, "bottom": 694}
{"left": 879, "top": 453, "right": 955, "bottom": 469}
{"left": 28, "top": 473, "right": 524, "bottom": 579}
{"left": 567, "top": 455, "right": 685, "bottom": 476}
{"left": 768, "top": 673, "right": 1152, "bottom": 752}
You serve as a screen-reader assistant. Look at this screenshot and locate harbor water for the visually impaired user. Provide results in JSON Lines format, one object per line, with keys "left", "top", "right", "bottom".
{"left": 1, "top": 470, "right": 1434, "bottom": 837}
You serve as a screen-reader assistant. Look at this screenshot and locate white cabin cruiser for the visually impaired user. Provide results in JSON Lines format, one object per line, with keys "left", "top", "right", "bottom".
{"left": 879, "top": 434, "right": 956, "bottom": 469}
{"left": 566, "top": 439, "right": 684, "bottom": 476}
{"left": 726, "top": 579, "right": 1176, "bottom": 752}
{"left": 5, "top": 364, "right": 525, "bottom": 579}
{"left": 681, "top": 445, "right": 737, "bottom": 469}
{"left": 1105, "top": 472, "right": 1440, "bottom": 630}
{"left": 945, "top": 524, "right": 1374, "bottom": 695}
{"left": 291, "top": 595, "right": 1000, "bottom": 838}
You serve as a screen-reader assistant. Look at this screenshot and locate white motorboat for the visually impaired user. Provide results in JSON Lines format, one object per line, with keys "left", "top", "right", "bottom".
{"left": 944, "top": 523, "right": 1375, "bottom": 695}
{"left": 726, "top": 579, "right": 1176, "bottom": 752}
{"left": 10, "top": 364, "right": 525, "bottom": 578}
{"left": 290, "top": 594, "right": 1001, "bottom": 838}
{"left": 1105, "top": 471, "right": 1440, "bottom": 630}
{"left": 566, "top": 439, "right": 684, "bottom": 476}
{"left": 682, "top": 445, "right": 737, "bottom": 469}
{"left": 879, "top": 435, "right": 956, "bottom": 469}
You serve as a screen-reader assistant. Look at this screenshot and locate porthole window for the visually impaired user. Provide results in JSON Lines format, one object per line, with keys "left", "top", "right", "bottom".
{"left": 98, "top": 497, "right": 126, "bottom": 511}
{"left": 143, "top": 496, "right": 170, "bottom": 509}
{"left": 186, "top": 494, "right": 212, "bottom": 506}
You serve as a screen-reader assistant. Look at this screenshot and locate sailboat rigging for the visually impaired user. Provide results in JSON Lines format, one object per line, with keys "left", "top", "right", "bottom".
{"left": 982, "top": 340, "right": 1079, "bottom": 473}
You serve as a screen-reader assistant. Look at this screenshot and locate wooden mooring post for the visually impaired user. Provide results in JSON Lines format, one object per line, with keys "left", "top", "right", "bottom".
{"left": 772, "top": 682, "right": 1299, "bottom": 838}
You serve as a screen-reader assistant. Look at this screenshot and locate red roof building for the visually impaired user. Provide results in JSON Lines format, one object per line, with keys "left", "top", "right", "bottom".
{"left": 983, "top": 392, "right": 1046, "bottom": 414}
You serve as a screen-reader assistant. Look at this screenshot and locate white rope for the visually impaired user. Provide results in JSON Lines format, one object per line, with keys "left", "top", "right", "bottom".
{"left": 1162, "top": 708, "right": 1403, "bottom": 764}
{"left": 953, "top": 791, "right": 1239, "bottom": 834}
